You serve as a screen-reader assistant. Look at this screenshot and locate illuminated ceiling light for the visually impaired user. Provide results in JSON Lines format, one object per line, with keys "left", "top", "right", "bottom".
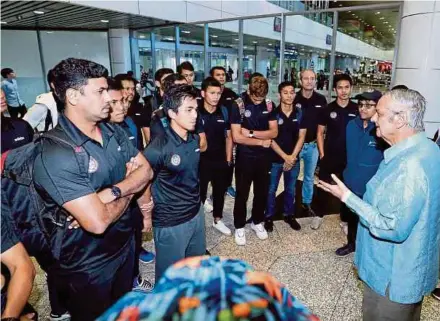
{"left": 268, "top": 43, "right": 272, "bottom": 46}
{"left": 252, "top": 41, "right": 258, "bottom": 44}
{"left": 384, "top": 22, "right": 389, "bottom": 24}
{"left": 380, "top": 17, "right": 385, "bottom": 20}
{"left": 139, "top": 35, "right": 146, "bottom": 38}
{"left": 348, "top": 10, "right": 351, "bottom": 13}
{"left": 234, "top": 38, "right": 239, "bottom": 41}
{"left": 100, "top": 19, "right": 109, "bottom": 23}
{"left": 339, "top": 4, "right": 342, "bottom": 6}
{"left": 376, "top": 11, "right": 381, "bottom": 14}
{"left": 211, "top": 35, "right": 218, "bottom": 38}
{"left": 33, "top": 10, "right": 45, "bottom": 14}
{"left": 181, "top": 30, "right": 191, "bottom": 34}
{"left": 0, "top": 21, "right": 7, "bottom": 24}
{"left": 46, "top": 31, "right": 53, "bottom": 34}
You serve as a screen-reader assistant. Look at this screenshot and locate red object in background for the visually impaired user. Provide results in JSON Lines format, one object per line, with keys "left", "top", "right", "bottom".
{"left": 1, "top": 151, "right": 10, "bottom": 173}
{"left": 378, "top": 62, "right": 392, "bottom": 72}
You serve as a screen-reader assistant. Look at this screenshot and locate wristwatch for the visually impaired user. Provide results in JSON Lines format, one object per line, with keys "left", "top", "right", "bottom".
{"left": 110, "top": 186, "right": 122, "bottom": 199}
{"left": 249, "top": 130, "right": 254, "bottom": 138}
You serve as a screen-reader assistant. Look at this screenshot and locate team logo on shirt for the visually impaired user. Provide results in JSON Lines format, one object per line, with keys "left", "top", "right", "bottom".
{"left": 315, "top": 105, "right": 322, "bottom": 108}
{"left": 330, "top": 112, "right": 337, "bottom": 119}
{"left": 296, "top": 103, "right": 302, "bottom": 109}
{"left": 244, "top": 110, "right": 252, "bottom": 118}
{"left": 14, "top": 136, "right": 25, "bottom": 142}
{"left": 88, "top": 156, "right": 99, "bottom": 173}
{"left": 171, "top": 154, "right": 181, "bottom": 166}
{"left": 278, "top": 118, "right": 284, "bottom": 125}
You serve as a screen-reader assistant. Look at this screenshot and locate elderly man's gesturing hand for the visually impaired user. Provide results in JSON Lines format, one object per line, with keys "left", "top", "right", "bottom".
{"left": 317, "top": 174, "right": 350, "bottom": 201}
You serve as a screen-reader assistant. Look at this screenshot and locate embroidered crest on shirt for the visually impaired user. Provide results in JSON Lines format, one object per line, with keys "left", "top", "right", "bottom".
{"left": 295, "top": 103, "right": 302, "bottom": 109}
{"left": 88, "top": 156, "right": 99, "bottom": 173}
{"left": 266, "top": 99, "right": 273, "bottom": 112}
{"left": 278, "top": 118, "right": 284, "bottom": 125}
{"left": 171, "top": 154, "right": 181, "bottom": 166}
{"left": 244, "top": 110, "right": 252, "bottom": 118}
{"left": 330, "top": 112, "right": 337, "bottom": 119}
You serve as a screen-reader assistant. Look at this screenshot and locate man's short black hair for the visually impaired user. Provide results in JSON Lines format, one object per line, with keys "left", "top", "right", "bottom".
{"left": 163, "top": 84, "right": 198, "bottom": 115}
{"left": 1, "top": 68, "right": 13, "bottom": 79}
{"left": 278, "top": 81, "right": 295, "bottom": 93}
{"left": 202, "top": 77, "right": 221, "bottom": 91}
{"left": 127, "top": 70, "right": 134, "bottom": 77}
{"left": 333, "top": 74, "right": 353, "bottom": 88}
{"left": 107, "top": 77, "right": 123, "bottom": 91}
{"left": 162, "top": 73, "right": 186, "bottom": 93}
{"left": 177, "top": 61, "right": 195, "bottom": 74}
{"left": 114, "top": 73, "right": 135, "bottom": 84}
{"left": 392, "top": 84, "right": 408, "bottom": 90}
{"left": 209, "top": 66, "right": 226, "bottom": 76}
{"left": 154, "top": 68, "right": 174, "bottom": 82}
{"left": 51, "top": 58, "right": 108, "bottom": 106}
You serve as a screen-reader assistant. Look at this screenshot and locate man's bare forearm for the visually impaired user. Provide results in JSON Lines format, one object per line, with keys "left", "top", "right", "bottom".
{"left": 115, "top": 164, "right": 152, "bottom": 197}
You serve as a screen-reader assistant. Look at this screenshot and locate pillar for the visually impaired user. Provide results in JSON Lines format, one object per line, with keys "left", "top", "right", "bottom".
{"left": 108, "top": 29, "right": 132, "bottom": 75}
{"left": 255, "top": 46, "right": 270, "bottom": 76}
{"left": 394, "top": 0, "right": 440, "bottom": 137}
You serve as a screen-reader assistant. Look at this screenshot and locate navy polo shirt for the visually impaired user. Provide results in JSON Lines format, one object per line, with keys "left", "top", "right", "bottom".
{"left": 318, "top": 100, "right": 358, "bottom": 162}
{"left": 271, "top": 106, "right": 308, "bottom": 163}
{"left": 1, "top": 116, "right": 34, "bottom": 153}
{"left": 199, "top": 104, "right": 230, "bottom": 161}
{"left": 1, "top": 193, "right": 19, "bottom": 254}
{"left": 219, "top": 87, "right": 239, "bottom": 113}
{"left": 119, "top": 117, "right": 142, "bottom": 150}
{"left": 33, "top": 115, "right": 139, "bottom": 273}
{"left": 230, "top": 94, "right": 277, "bottom": 158}
{"left": 143, "top": 127, "right": 201, "bottom": 228}
{"left": 294, "top": 91, "right": 327, "bottom": 143}
{"left": 127, "top": 100, "right": 151, "bottom": 130}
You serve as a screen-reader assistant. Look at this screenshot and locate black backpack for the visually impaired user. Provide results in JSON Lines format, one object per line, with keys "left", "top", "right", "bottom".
{"left": 1, "top": 129, "right": 88, "bottom": 266}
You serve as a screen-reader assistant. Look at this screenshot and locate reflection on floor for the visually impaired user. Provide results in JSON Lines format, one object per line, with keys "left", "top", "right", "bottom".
{"left": 29, "top": 184, "right": 440, "bottom": 321}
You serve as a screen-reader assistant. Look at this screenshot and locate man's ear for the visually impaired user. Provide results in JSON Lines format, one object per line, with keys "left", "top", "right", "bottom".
{"left": 201, "top": 91, "right": 206, "bottom": 99}
{"left": 65, "top": 88, "right": 79, "bottom": 106}
{"left": 167, "top": 108, "right": 177, "bottom": 120}
{"left": 395, "top": 111, "right": 408, "bottom": 129}
{"left": 155, "top": 80, "right": 161, "bottom": 88}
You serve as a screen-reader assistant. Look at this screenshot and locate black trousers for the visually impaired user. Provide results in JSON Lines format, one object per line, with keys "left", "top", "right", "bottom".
{"left": 200, "top": 158, "right": 229, "bottom": 219}
{"left": 132, "top": 206, "right": 143, "bottom": 277}
{"left": 50, "top": 239, "right": 135, "bottom": 321}
{"left": 7, "top": 105, "right": 27, "bottom": 119}
{"left": 233, "top": 155, "right": 271, "bottom": 229}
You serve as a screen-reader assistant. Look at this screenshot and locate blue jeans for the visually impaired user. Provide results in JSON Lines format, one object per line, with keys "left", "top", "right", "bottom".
{"left": 265, "top": 162, "right": 301, "bottom": 219}
{"left": 299, "top": 142, "right": 319, "bottom": 205}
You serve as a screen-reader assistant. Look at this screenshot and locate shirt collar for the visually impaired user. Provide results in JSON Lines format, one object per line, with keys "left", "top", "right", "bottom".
{"left": 167, "top": 126, "right": 194, "bottom": 146}
{"left": 384, "top": 132, "right": 427, "bottom": 164}
{"left": 58, "top": 114, "right": 115, "bottom": 146}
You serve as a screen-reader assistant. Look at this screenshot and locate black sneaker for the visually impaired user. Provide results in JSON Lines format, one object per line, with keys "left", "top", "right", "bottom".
{"left": 302, "top": 203, "right": 316, "bottom": 217}
{"left": 432, "top": 288, "right": 440, "bottom": 301}
{"left": 284, "top": 216, "right": 301, "bottom": 231}
{"left": 205, "top": 249, "right": 211, "bottom": 256}
{"left": 335, "top": 244, "right": 355, "bottom": 257}
{"left": 264, "top": 219, "right": 274, "bottom": 233}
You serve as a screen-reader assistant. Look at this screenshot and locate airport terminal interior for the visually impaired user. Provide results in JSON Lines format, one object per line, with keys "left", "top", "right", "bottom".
{"left": 1, "top": 0, "right": 440, "bottom": 320}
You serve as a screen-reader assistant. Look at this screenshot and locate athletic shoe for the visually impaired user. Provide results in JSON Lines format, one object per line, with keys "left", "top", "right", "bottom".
{"left": 340, "top": 221, "right": 348, "bottom": 236}
{"left": 50, "top": 312, "right": 71, "bottom": 321}
{"left": 139, "top": 249, "right": 155, "bottom": 263}
{"left": 203, "top": 200, "right": 213, "bottom": 213}
{"left": 226, "top": 186, "right": 236, "bottom": 198}
{"left": 432, "top": 288, "right": 440, "bottom": 301}
{"left": 302, "top": 203, "right": 316, "bottom": 217}
{"left": 213, "top": 219, "right": 232, "bottom": 235}
{"left": 234, "top": 228, "right": 246, "bottom": 246}
{"left": 284, "top": 216, "right": 301, "bottom": 231}
{"left": 264, "top": 219, "right": 274, "bottom": 233}
{"left": 132, "top": 275, "right": 154, "bottom": 293}
{"left": 335, "top": 243, "right": 355, "bottom": 257}
{"left": 251, "top": 222, "right": 268, "bottom": 240}
{"left": 310, "top": 216, "right": 324, "bottom": 230}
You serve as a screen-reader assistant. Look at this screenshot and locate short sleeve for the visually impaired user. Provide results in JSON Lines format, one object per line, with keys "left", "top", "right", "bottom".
{"left": 114, "top": 125, "right": 139, "bottom": 159}
{"left": 195, "top": 112, "right": 204, "bottom": 134}
{"left": 317, "top": 105, "right": 329, "bottom": 126}
{"left": 230, "top": 101, "right": 242, "bottom": 125}
{"left": 33, "top": 144, "right": 95, "bottom": 206}
{"left": 143, "top": 139, "right": 164, "bottom": 173}
{"left": 268, "top": 101, "right": 277, "bottom": 122}
{"left": 1, "top": 192, "right": 20, "bottom": 254}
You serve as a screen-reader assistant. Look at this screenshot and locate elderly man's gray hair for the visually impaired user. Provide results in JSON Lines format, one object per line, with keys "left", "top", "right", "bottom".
{"left": 384, "top": 88, "right": 426, "bottom": 132}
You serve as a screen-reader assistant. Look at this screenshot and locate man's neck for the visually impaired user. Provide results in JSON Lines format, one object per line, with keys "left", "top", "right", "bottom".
{"left": 170, "top": 121, "right": 188, "bottom": 141}
{"left": 388, "top": 130, "right": 417, "bottom": 146}
{"left": 363, "top": 119, "right": 369, "bottom": 129}
{"left": 301, "top": 89, "right": 313, "bottom": 99}
{"left": 280, "top": 102, "right": 293, "bottom": 113}
{"left": 336, "top": 98, "right": 349, "bottom": 107}
{"left": 204, "top": 101, "right": 217, "bottom": 113}
{"left": 64, "top": 109, "right": 99, "bottom": 139}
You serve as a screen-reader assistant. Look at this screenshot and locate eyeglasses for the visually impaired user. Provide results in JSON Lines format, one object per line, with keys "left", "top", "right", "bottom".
{"left": 358, "top": 103, "right": 376, "bottom": 110}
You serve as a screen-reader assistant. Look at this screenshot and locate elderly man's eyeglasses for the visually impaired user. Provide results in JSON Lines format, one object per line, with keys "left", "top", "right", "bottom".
{"left": 358, "top": 103, "right": 376, "bottom": 110}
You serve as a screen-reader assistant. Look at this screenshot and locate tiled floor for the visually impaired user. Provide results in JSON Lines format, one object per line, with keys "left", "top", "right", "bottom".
{"left": 29, "top": 191, "right": 440, "bottom": 321}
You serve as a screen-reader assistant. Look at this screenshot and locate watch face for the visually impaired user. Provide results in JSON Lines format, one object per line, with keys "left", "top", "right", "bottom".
{"left": 111, "top": 186, "right": 122, "bottom": 198}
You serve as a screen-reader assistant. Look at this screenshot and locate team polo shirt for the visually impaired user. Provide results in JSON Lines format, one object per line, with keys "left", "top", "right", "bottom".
{"left": 219, "top": 87, "right": 239, "bottom": 113}
{"left": 127, "top": 100, "right": 151, "bottom": 131}
{"left": 230, "top": 94, "right": 277, "bottom": 158}
{"left": 118, "top": 117, "right": 142, "bottom": 150}
{"left": 1, "top": 194, "right": 19, "bottom": 254}
{"left": 294, "top": 91, "right": 327, "bottom": 143}
{"left": 1, "top": 116, "right": 34, "bottom": 153}
{"left": 33, "top": 115, "right": 139, "bottom": 273}
{"left": 271, "top": 106, "right": 308, "bottom": 163}
{"left": 318, "top": 100, "right": 358, "bottom": 162}
{"left": 199, "top": 104, "right": 229, "bottom": 161}
{"left": 143, "top": 127, "right": 201, "bottom": 228}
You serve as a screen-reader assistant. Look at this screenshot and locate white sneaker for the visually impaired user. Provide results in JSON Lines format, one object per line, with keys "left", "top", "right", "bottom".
{"left": 203, "top": 200, "right": 213, "bottom": 213}
{"left": 251, "top": 222, "right": 268, "bottom": 240}
{"left": 235, "top": 228, "right": 246, "bottom": 246}
{"left": 213, "top": 219, "right": 232, "bottom": 235}
{"left": 311, "top": 216, "right": 324, "bottom": 230}
{"left": 340, "top": 222, "right": 348, "bottom": 236}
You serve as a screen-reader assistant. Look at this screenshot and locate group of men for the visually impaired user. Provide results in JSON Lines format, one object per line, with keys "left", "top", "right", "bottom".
{"left": 1, "top": 58, "right": 439, "bottom": 321}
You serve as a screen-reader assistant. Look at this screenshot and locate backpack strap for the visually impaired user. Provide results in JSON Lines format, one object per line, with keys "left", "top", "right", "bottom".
{"left": 265, "top": 99, "right": 273, "bottom": 113}
{"left": 235, "top": 97, "right": 245, "bottom": 122}
{"left": 43, "top": 109, "right": 53, "bottom": 132}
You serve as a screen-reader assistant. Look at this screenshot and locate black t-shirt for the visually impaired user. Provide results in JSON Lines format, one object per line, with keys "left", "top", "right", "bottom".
{"left": 271, "top": 106, "right": 308, "bottom": 163}
{"left": 219, "top": 87, "right": 239, "bottom": 114}
{"left": 1, "top": 193, "right": 19, "bottom": 254}
{"left": 230, "top": 94, "right": 277, "bottom": 158}
{"left": 199, "top": 104, "right": 230, "bottom": 161}
{"left": 143, "top": 127, "right": 201, "bottom": 228}
{"left": 293, "top": 91, "right": 327, "bottom": 143}
{"left": 1, "top": 116, "right": 34, "bottom": 153}
{"left": 127, "top": 100, "right": 152, "bottom": 130}
{"left": 33, "top": 115, "right": 139, "bottom": 273}
{"left": 318, "top": 100, "right": 358, "bottom": 159}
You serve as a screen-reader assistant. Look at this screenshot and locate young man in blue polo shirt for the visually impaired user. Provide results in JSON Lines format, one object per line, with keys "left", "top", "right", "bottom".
{"left": 143, "top": 85, "right": 205, "bottom": 281}
{"left": 1, "top": 68, "right": 26, "bottom": 119}
{"left": 335, "top": 89, "right": 385, "bottom": 256}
